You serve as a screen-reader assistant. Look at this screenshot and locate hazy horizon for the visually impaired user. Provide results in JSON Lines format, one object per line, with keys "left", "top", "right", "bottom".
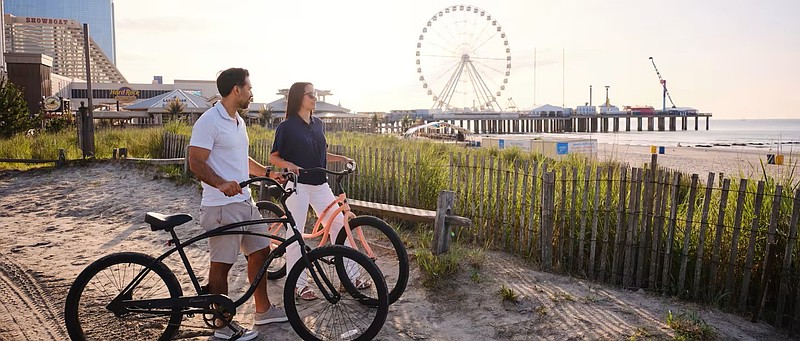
{"left": 113, "top": 0, "right": 799, "bottom": 119}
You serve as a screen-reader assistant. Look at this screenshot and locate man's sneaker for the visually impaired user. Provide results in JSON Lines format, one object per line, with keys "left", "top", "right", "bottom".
{"left": 213, "top": 321, "right": 258, "bottom": 340}
{"left": 254, "top": 305, "right": 289, "bottom": 325}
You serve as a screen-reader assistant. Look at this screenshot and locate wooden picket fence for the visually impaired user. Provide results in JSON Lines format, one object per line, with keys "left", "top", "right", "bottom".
{"left": 162, "top": 132, "right": 800, "bottom": 333}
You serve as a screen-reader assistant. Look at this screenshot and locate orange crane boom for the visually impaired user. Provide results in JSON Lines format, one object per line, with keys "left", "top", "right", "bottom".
{"left": 648, "top": 57, "right": 676, "bottom": 111}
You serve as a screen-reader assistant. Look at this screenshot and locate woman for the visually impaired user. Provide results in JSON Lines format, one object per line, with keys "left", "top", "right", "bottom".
{"left": 270, "top": 82, "right": 369, "bottom": 300}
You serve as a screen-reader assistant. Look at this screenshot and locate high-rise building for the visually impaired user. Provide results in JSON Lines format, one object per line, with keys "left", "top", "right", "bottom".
{"left": 4, "top": 0, "right": 116, "bottom": 64}
{"left": 4, "top": 14, "right": 126, "bottom": 83}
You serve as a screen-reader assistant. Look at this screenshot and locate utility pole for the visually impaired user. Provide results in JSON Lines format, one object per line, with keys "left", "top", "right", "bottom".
{"left": 533, "top": 47, "right": 537, "bottom": 106}
{"left": 81, "top": 23, "right": 95, "bottom": 158}
{"left": 561, "top": 48, "right": 565, "bottom": 108}
{"left": 0, "top": 0, "right": 7, "bottom": 78}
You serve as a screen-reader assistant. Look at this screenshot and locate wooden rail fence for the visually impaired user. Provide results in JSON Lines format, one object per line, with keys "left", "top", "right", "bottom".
{"left": 160, "top": 132, "right": 800, "bottom": 333}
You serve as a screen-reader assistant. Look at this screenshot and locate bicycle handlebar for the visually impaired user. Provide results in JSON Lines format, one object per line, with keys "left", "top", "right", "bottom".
{"left": 238, "top": 171, "right": 297, "bottom": 195}
{"left": 298, "top": 162, "right": 356, "bottom": 176}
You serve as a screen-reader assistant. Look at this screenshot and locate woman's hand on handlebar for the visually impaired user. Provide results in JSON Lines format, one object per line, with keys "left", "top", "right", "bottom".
{"left": 284, "top": 162, "right": 301, "bottom": 175}
{"left": 268, "top": 169, "right": 287, "bottom": 184}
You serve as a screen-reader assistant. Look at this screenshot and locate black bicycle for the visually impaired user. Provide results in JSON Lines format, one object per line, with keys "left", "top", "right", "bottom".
{"left": 257, "top": 164, "right": 409, "bottom": 305}
{"left": 64, "top": 173, "right": 389, "bottom": 341}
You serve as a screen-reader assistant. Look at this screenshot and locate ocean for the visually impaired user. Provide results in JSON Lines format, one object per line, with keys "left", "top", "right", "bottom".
{"left": 483, "top": 119, "right": 800, "bottom": 152}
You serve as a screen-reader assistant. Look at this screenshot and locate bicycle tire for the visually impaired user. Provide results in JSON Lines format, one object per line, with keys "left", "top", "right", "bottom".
{"left": 257, "top": 200, "right": 288, "bottom": 280}
{"left": 336, "top": 215, "right": 409, "bottom": 305}
{"left": 284, "top": 245, "right": 389, "bottom": 341}
{"left": 64, "top": 252, "right": 183, "bottom": 341}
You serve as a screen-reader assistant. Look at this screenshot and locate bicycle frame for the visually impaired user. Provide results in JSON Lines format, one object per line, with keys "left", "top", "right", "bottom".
{"left": 265, "top": 169, "right": 379, "bottom": 260}
{"left": 108, "top": 176, "right": 342, "bottom": 318}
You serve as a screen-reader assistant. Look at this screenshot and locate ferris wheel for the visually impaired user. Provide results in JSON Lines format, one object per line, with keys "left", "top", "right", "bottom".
{"left": 416, "top": 4, "right": 511, "bottom": 112}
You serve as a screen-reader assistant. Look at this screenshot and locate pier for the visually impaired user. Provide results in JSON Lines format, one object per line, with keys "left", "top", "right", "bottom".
{"left": 383, "top": 113, "right": 713, "bottom": 135}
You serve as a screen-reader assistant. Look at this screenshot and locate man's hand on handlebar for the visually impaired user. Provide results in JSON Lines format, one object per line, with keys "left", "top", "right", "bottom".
{"left": 218, "top": 180, "right": 243, "bottom": 197}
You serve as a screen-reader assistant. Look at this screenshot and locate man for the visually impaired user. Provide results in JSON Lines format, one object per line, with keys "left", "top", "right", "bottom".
{"left": 188, "top": 68, "right": 287, "bottom": 340}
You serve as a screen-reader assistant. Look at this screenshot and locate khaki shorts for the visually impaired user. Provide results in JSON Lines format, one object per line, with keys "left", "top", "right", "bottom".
{"left": 199, "top": 199, "right": 270, "bottom": 264}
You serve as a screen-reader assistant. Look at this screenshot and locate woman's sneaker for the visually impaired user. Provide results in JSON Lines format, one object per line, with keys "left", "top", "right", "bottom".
{"left": 254, "top": 305, "right": 288, "bottom": 325}
{"left": 213, "top": 321, "right": 258, "bottom": 340}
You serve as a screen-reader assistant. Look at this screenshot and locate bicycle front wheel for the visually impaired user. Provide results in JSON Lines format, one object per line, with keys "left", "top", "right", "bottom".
{"left": 284, "top": 245, "right": 389, "bottom": 341}
{"left": 64, "top": 252, "right": 183, "bottom": 341}
{"left": 336, "top": 215, "right": 409, "bottom": 305}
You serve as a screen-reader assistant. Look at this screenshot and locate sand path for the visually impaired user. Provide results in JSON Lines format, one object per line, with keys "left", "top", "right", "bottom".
{"left": 0, "top": 163, "right": 790, "bottom": 340}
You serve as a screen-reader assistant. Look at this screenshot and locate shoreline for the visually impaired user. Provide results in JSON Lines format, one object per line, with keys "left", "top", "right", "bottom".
{"left": 596, "top": 143, "right": 798, "bottom": 181}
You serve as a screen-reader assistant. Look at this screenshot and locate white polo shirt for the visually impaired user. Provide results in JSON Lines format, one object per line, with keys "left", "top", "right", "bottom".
{"left": 189, "top": 102, "right": 251, "bottom": 206}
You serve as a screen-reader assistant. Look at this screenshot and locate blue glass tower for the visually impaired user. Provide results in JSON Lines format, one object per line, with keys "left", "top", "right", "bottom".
{"left": 4, "top": 0, "right": 116, "bottom": 64}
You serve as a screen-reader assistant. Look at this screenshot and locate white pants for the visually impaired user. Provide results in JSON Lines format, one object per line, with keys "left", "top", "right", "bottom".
{"left": 285, "top": 182, "right": 357, "bottom": 290}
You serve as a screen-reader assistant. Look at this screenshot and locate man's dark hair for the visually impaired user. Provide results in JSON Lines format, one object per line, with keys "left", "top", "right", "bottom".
{"left": 216, "top": 68, "right": 249, "bottom": 97}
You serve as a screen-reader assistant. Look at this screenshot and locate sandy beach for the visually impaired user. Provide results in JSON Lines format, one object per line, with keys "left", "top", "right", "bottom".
{"left": 598, "top": 143, "right": 799, "bottom": 182}
{"left": 0, "top": 161, "right": 793, "bottom": 340}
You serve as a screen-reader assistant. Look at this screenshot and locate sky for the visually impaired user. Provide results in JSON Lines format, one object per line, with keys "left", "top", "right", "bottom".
{"left": 113, "top": 0, "right": 800, "bottom": 118}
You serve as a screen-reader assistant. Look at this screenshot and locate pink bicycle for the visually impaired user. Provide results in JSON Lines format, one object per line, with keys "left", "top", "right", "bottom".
{"left": 257, "top": 164, "right": 409, "bottom": 304}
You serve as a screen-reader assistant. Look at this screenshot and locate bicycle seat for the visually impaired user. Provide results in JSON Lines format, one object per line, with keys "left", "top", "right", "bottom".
{"left": 145, "top": 212, "right": 192, "bottom": 231}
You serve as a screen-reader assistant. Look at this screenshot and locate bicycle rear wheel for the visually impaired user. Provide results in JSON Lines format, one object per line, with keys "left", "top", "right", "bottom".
{"left": 336, "top": 215, "right": 409, "bottom": 305}
{"left": 284, "top": 245, "right": 389, "bottom": 341}
{"left": 257, "top": 200, "right": 288, "bottom": 280}
{"left": 64, "top": 252, "right": 183, "bottom": 341}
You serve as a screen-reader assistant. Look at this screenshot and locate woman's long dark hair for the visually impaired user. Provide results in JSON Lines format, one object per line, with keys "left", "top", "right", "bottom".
{"left": 285, "top": 82, "right": 313, "bottom": 119}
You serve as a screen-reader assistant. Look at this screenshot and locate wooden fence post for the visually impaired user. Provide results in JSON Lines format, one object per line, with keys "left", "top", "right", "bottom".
{"left": 678, "top": 174, "right": 699, "bottom": 297}
{"left": 662, "top": 172, "right": 681, "bottom": 296}
{"left": 527, "top": 161, "right": 539, "bottom": 259}
{"left": 638, "top": 155, "right": 657, "bottom": 288}
{"left": 600, "top": 165, "right": 614, "bottom": 282}
{"left": 624, "top": 168, "right": 641, "bottom": 288}
{"left": 709, "top": 179, "right": 731, "bottom": 301}
{"left": 775, "top": 189, "right": 800, "bottom": 327}
{"left": 183, "top": 145, "right": 190, "bottom": 176}
{"left": 558, "top": 165, "right": 568, "bottom": 267}
{"left": 753, "top": 185, "right": 782, "bottom": 323}
{"left": 57, "top": 149, "right": 66, "bottom": 167}
{"left": 739, "top": 181, "right": 764, "bottom": 310}
{"left": 612, "top": 167, "right": 628, "bottom": 285}
{"left": 432, "top": 190, "right": 456, "bottom": 255}
{"left": 649, "top": 171, "right": 666, "bottom": 290}
{"left": 589, "top": 167, "right": 601, "bottom": 279}
{"left": 693, "top": 173, "right": 716, "bottom": 300}
{"left": 725, "top": 178, "right": 749, "bottom": 308}
{"left": 568, "top": 166, "right": 579, "bottom": 271}
{"left": 579, "top": 167, "right": 591, "bottom": 274}
{"left": 519, "top": 160, "right": 530, "bottom": 255}
{"left": 541, "top": 171, "right": 556, "bottom": 270}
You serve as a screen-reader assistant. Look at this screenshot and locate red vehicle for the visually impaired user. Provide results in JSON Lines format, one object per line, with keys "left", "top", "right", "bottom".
{"left": 624, "top": 106, "right": 655, "bottom": 115}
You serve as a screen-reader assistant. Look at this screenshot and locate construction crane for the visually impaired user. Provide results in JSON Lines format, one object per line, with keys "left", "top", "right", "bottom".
{"left": 648, "top": 57, "right": 676, "bottom": 111}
